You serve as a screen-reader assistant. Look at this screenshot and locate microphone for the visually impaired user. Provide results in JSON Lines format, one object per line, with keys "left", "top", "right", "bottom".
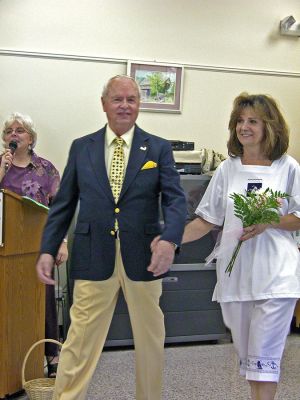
{"left": 5, "top": 140, "right": 18, "bottom": 172}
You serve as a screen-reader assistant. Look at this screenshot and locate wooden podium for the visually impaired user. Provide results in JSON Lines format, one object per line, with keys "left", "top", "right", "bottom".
{"left": 0, "top": 190, "right": 48, "bottom": 398}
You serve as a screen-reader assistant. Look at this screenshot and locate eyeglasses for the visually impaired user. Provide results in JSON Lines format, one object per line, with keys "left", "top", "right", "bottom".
{"left": 4, "top": 128, "right": 27, "bottom": 135}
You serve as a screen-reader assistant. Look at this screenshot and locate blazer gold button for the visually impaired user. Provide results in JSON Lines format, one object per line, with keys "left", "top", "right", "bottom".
{"left": 115, "top": 208, "right": 120, "bottom": 213}
{"left": 110, "top": 230, "right": 115, "bottom": 236}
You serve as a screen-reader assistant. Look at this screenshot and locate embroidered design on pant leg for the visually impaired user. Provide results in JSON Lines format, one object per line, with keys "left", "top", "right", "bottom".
{"left": 247, "top": 355, "right": 280, "bottom": 375}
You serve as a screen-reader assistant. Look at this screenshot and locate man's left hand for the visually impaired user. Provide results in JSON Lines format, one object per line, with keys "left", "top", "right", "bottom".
{"left": 147, "top": 239, "right": 175, "bottom": 277}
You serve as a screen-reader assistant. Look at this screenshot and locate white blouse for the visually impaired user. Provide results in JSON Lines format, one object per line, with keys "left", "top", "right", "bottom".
{"left": 196, "top": 155, "right": 300, "bottom": 302}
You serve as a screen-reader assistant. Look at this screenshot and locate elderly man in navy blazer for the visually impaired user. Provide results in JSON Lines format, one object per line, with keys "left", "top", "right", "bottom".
{"left": 36, "top": 75, "right": 187, "bottom": 400}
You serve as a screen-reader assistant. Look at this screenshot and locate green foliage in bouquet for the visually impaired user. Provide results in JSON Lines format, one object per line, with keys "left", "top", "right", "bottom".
{"left": 225, "top": 188, "right": 289, "bottom": 276}
{"left": 230, "top": 188, "right": 289, "bottom": 226}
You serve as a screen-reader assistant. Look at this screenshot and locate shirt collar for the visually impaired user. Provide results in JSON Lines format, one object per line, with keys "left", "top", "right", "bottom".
{"left": 106, "top": 124, "right": 135, "bottom": 148}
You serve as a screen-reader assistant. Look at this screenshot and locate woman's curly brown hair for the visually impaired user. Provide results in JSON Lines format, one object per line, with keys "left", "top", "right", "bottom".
{"left": 227, "top": 93, "right": 289, "bottom": 161}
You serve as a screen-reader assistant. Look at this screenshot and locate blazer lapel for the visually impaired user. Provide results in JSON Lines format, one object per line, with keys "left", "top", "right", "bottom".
{"left": 87, "top": 127, "right": 114, "bottom": 201}
{"left": 119, "top": 126, "right": 149, "bottom": 200}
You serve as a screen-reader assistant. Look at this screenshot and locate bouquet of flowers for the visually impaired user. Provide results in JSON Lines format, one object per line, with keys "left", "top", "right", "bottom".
{"left": 225, "top": 188, "right": 289, "bottom": 276}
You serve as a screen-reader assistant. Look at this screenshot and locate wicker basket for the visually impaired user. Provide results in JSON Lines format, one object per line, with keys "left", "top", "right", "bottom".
{"left": 22, "top": 339, "right": 62, "bottom": 400}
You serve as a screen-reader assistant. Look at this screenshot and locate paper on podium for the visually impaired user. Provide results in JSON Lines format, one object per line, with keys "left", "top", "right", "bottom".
{"left": 22, "top": 196, "right": 49, "bottom": 212}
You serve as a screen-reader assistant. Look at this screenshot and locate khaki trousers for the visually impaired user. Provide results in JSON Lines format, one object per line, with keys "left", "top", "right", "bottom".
{"left": 53, "top": 240, "right": 165, "bottom": 400}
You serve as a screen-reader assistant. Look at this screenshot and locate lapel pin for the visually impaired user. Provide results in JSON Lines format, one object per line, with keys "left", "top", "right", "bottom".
{"left": 140, "top": 146, "right": 147, "bottom": 151}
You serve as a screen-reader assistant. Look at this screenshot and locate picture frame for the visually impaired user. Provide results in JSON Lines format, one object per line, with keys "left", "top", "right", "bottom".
{"left": 127, "top": 61, "right": 184, "bottom": 113}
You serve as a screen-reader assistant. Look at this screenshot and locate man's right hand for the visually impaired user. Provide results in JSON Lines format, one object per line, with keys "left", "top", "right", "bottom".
{"left": 36, "top": 253, "right": 56, "bottom": 285}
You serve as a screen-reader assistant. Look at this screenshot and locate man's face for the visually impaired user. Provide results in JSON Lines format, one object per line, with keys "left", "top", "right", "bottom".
{"left": 101, "top": 78, "right": 140, "bottom": 136}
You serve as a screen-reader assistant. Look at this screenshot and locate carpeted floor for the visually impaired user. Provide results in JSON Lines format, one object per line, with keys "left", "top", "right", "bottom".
{"left": 14, "top": 334, "right": 300, "bottom": 400}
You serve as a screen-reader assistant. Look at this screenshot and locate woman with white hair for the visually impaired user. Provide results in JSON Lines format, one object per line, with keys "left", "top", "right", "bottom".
{"left": 0, "top": 112, "right": 68, "bottom": 377}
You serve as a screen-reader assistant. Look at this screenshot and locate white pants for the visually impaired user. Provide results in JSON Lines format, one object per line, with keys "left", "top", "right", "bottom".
{"left": 221, "top": 298, "right": 297, "bottom": 382}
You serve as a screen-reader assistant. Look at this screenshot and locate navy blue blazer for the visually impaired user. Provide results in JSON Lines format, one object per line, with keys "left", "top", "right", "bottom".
{"left": 40, "top": 125, "right": 187, "bottom": 281}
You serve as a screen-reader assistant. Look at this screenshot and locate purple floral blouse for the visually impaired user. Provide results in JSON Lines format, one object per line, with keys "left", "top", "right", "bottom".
{"left": 0, "top": 152, "right": 60, "bottom": 206}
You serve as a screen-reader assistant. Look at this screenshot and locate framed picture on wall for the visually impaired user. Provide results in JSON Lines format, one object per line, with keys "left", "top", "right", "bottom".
{"left": 127, "top": 61, "right": 184, "bottom": 113}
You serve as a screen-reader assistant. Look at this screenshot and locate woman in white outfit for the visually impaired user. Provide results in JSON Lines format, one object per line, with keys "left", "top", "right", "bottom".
{"left": 182, "top": 93, "right": 300, "bottom": 400}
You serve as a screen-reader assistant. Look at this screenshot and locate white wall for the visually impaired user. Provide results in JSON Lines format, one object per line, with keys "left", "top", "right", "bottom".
{"left": 0, "top": 0, "right": 300, "bottom": 172}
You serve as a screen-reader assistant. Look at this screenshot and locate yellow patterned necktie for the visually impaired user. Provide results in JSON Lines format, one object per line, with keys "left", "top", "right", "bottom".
{"left": 109, "top": 137, "right": 125, "bottom": 202}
